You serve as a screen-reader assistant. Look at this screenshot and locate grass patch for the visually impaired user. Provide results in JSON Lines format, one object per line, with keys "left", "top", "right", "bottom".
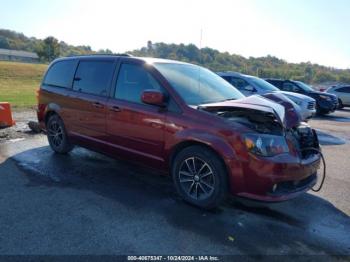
{"left": 0, "top": 61, "right": 48, "bottom": 108}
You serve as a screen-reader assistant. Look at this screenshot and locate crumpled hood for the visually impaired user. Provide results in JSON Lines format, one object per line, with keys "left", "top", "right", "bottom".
{"left": 200, "top": 93, "right": 302, "bottom": 129}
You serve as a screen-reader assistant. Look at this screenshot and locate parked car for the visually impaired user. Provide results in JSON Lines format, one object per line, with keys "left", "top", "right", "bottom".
{"left": 325, "top": 85, "right": 350, "bottom": 109}
{"left": 217, "top": 72, "right": 316, "bottom": 121}
{"left": 37, "top": 55, "right": 321, "bottom": 209}
{"left": 265, "top": 79, "right": 338, "bottom": 115}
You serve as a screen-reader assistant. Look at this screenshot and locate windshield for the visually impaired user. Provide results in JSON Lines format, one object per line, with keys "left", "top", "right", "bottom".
{"left": 248, "top": 76, "right": 279, "bottom": 91}
{"left": 153, "top": 63, "right": 244, "bottom": 105}
{"left": 294, "top": 81, "right": 315, "bottom": 92}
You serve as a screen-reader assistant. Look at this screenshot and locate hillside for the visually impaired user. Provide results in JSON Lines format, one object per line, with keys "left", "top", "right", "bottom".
{"left": 130, "top": 42, "right": 350, "bottom": 84}
{"left": 0, "top": 61, "right": 47, "bottom": 108}
{"left": 1, "top": 29, "right": 350, "bottom": 84}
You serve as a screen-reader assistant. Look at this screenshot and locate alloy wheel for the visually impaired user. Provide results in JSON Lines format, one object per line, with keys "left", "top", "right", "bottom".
{"left": 48, "top": 120, "right": 63, "bottom": 148}
{"left": 178, "top": 157, "right": 215, "bottom": 200}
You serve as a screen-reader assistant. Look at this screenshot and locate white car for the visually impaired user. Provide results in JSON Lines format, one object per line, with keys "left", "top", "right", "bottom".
{"left": 217, "top": 72, "right": 316, "bottom": 121}
{"left": 326, "top": 85, "right": 350, "bottom": 108}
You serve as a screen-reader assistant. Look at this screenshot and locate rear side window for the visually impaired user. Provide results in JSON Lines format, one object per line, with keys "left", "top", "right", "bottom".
{"left": 336, "top": 86, "right": 350, "bottom": 93}
{"left": 73, "top": 60, "right": 115, "bottom": 96}
{"left": 43, "top": 60, "right": 77, "bottom": 88}
{"left": 115, "top": 63, "right": 163, "bottom": 104}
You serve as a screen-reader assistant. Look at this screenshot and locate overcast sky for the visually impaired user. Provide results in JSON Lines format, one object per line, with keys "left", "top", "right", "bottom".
{"left": 2, "top": 0, "right": 350, "bottom": 68}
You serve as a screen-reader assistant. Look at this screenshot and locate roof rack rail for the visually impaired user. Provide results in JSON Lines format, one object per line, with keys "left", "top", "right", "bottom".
{"left": 67, "top": 53, "right": 133, "bottom": 57}
{"left": 93, "top": 53, "right": 133, "bottom": 57}
{"left": 114, "top": 53, "right": 133, "bottom": 57}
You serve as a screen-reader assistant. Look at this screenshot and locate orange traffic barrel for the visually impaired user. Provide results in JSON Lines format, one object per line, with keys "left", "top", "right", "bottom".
{"left": 0, "top": 102, "right": 15, "bottom": 128}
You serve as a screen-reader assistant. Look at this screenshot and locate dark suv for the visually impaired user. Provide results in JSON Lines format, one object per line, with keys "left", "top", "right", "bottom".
{"left": 265, "top": 79, "right": 338, "bottom": 115}
{"left": 37, "top": 55, "right": 321, "bottom": 208}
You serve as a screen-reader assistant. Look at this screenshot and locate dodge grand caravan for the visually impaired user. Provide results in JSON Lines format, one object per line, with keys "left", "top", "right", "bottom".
{"left": 37, "top": 55, "right": 321, "bottom": 209}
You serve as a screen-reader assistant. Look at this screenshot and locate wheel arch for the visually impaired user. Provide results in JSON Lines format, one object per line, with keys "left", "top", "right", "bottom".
{"left": 168, "top": 139, "right": 235, "bottom": 179}
{"left": 44, "top": 103, "right": 63, "bottom": 125}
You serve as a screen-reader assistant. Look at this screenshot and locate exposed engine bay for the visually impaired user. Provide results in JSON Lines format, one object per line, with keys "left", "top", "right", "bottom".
{"left": 215, "top": 108, "right": 283, "bottom": 135}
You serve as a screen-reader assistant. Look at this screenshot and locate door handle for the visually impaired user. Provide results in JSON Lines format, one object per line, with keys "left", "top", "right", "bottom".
{"left": 110, "top": 106, "right": 121, "bottom": 112}
{"left": 92, "top": 102, "right": 104, "bottom": 109}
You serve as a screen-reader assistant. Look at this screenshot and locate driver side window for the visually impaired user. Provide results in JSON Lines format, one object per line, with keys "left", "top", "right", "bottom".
{"left": 115, "top": 63, "right": 163, "bottom": 104}
{"left": 230, "top": 77, "right": 250, "bottom": 91}
{"left": 283, "top": 82, "right": 299, "bottom": 92}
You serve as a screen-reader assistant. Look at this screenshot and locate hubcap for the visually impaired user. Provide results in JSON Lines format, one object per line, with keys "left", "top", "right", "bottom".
{"left": 178, "top": 157, "right": 215, "bottom": 200}
{"left": 48, "top": 120, "right": 63, "bottom": 147}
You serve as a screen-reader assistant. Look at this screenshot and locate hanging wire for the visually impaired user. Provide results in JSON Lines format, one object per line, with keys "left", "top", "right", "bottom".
{"left": 301, "top": 147, "right": 326, "bottom": 192}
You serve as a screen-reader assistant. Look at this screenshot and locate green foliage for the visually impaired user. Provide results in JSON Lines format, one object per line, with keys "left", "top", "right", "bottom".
{"left": 131, "top": 41, "right": 350, "bottom": 84}
{"left": 36, "top": 37, "right": 61, "bottom": 62}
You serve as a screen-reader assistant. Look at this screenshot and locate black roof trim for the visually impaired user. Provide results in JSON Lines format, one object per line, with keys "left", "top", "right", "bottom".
{"left": 67, "top": 53, "right": 132, "bottom": 58}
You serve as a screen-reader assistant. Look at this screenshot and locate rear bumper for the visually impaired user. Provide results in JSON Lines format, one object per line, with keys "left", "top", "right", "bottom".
{"left": 228, "top": 152, "right": 321, "bottom": 202}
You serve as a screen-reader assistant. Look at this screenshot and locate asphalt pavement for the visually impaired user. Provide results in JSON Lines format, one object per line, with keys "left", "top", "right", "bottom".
{"left": 0, "top": 110, "right": 349, "bottom": 257}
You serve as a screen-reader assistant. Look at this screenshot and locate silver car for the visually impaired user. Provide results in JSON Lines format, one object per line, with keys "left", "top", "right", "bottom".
{"left": 217, "top": 72, "right": 316, "bottom": 121}
{"left": 326, "top": 85, "right": 350, "bottom": 108}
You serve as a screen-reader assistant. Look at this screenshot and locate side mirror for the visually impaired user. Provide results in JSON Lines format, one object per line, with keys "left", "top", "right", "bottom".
{"left": 141, "top": 90, "right": 166, "bottom": 107}
{"left": 244, "top": 85, "right": 255, "bottom": 92}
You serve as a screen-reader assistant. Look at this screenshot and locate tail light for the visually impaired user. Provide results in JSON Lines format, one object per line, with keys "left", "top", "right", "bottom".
{"left": 36, "top": 88, "right": 40, "bottom": 102}
{"left": 36, "top": 88, "right": 46, "bottom": 122}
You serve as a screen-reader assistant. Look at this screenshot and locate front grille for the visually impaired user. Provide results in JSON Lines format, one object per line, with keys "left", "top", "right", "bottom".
{"left": 270, "top": 174, "right": 317, "bottom": 195}
{"left": 307, "top": 101, "right": 316, "bottom": 110}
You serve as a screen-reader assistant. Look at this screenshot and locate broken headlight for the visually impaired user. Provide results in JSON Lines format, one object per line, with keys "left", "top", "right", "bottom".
{"left": 244, "top": 134, "right": 289, "bottom": 157}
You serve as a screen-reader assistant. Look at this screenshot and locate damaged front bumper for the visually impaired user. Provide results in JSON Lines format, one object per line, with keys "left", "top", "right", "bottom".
{"left": 228, "top": 151, "right": 321, "bottom": 202}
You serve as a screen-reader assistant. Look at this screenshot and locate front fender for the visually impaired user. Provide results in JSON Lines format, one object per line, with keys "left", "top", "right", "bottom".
{"left": 165, "top": 128, "right": 238, "bottom": 174}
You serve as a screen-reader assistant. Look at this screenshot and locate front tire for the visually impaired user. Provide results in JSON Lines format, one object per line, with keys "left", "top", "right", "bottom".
{"left": 47, "top": 114, "right": 74, "bottom": 154}
{"left": 172, "top": 146, "right": 228, "bottom": 209}
{"left": 338, "top": 99, "right": 344, "bottom": 109}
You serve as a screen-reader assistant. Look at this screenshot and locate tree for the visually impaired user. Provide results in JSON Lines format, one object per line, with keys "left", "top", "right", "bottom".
{"left": 36, "top": 36, "right": 60, "bottom": 62}
{"left": 304, "top": 64, "right": 314, "bottom": 83}
{"left": 0, "top": 36, "right": 10, "bottom": 49}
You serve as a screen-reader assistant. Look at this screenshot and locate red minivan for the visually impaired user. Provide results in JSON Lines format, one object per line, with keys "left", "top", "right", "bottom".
{"left": 37, "top": 55, "right": 321, "bottom": 209}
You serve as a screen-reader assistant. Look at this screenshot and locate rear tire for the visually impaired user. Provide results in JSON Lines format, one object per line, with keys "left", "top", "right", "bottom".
{"left": 338, "top": 99, "right": 344, "bottom": 109}
{"left": 46, "top": 114, "right": 74, "bottom": 154}
{"left": 171, "top": 145, "right": 228, "bottom": 209}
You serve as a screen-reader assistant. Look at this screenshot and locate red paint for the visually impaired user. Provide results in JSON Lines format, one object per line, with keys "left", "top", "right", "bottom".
{"left": 37, "top": 56, "right": 321, "bottom": 202}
